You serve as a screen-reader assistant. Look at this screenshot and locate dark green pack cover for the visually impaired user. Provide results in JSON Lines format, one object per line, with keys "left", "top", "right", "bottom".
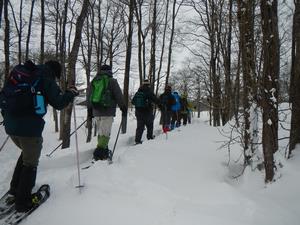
{"left": 90, "top": 75, "right": 114, "bottom": 108}
{"left": 132, "top": 91, "right": 149, "bottom": 108}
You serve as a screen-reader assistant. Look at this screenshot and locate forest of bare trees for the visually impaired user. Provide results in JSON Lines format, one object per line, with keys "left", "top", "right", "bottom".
{"left": 0, "top": 0, "right": 298, "bottom": 183}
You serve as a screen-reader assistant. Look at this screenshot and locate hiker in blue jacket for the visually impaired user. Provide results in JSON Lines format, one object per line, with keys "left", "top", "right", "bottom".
{"left": 1, "top": 60, "right": 78, "bottom": 212}
{"left": 170, "top": 91, "right": 181, "bottom": 129}
{"left": 132, "top": 79, "right": 160, "bottom": 144}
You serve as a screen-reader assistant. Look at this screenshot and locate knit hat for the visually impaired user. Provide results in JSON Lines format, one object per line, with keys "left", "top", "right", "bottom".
{"left": 165, "top": 85, "right": 172, "bottom": 91}
{"left": 100, "top": 64, "right": 112, "bottom": 71}
{"left": 100, "top": 64, "right": 112, "bottom": 76}
{"left": 143, "top": 79, "right": 150, "bottom": 85}
{"left": 45, "top": 60, "right": 62, "bottom": 79}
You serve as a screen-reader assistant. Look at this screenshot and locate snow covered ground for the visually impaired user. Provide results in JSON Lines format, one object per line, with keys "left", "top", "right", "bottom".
{"left": 0, "top": 105, "right": 299, "bottom": 225}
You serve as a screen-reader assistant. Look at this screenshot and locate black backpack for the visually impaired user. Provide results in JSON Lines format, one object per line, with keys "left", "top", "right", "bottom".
{"left": 0, "top": 62, "right": 46, "bottom": 116}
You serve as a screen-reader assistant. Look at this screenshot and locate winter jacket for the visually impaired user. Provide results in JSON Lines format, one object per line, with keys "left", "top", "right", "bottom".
{"left": 180, "top": 97, "right": 189, "bottom": 114}
{"left": 159, "top": 90, "right": 176, "bottom": 112}
{"left": 88, "top": 71, "right": 126, "bottom": 117}
{"left": 2, "top": 64, "right": 76, "bottom": 137}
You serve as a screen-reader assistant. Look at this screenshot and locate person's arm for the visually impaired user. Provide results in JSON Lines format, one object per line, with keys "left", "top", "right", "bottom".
{"left": 111, "top": 79, "right": 126, "bottom": 111}
{"left": 43, "top": 77, "right": 76, "bottom": 110}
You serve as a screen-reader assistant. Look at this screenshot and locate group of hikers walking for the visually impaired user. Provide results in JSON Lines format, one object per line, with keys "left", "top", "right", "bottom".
{"left": 0, "top": 61, "right": 192, "bottom": 214}
{"left": 131, "top": 80, "right": 192, "bottom": 144}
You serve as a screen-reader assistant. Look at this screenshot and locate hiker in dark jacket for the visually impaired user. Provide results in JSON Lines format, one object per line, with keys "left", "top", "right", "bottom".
{"left": 159, "top": 85, "right": 176, "bottom": 133}
{"left": 88, "top": 64, "right": 127, "bottom": 160}
{"left": 132, "top": 79, "right": 160, "bottom": 144}
{"left": 2, "top": 60, "right": 78, "bottom": 212}
{"left": 179, "top": 93, "right": 189, "bottom": 126}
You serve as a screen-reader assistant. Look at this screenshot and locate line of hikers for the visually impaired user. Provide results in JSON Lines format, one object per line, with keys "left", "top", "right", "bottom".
{"left": 0, "top": 61, "right": 193, "bottom": 213}
{"left": 131, "top": 80, "right": 193, "bottom": 144}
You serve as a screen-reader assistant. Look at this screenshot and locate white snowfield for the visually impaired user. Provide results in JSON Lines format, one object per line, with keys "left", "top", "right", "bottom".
{"left": 0, "top": 106, "right": 299, "bottom": 225}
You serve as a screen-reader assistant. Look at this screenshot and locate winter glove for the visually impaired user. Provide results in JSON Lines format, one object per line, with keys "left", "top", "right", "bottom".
{"left": 67, "top": 86, "right": 79, "bottom": 97}
{"left": 120, "top": 106, "right": 127, "bottom": 117}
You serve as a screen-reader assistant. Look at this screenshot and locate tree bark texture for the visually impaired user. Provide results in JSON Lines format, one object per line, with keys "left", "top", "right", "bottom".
{"left": 261, "top": 0, "right": 279, "bottom": 182}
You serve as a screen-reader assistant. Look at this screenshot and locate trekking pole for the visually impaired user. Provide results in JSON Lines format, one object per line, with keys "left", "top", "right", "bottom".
{"left": 108, "top": 121, "right": 122, "bottom": 164}
{"left": 46, "top": 119, "right": 87, "bottom": 157}
{"left": 0, "top": 136, "right": 9, "bottom": 152}
{"left": 73, "top": 103, "right": 84, "bottom": 189}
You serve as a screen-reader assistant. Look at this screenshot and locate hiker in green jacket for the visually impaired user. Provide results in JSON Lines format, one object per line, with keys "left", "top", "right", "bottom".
{"left": 88, "top": 64, "right": 127, "bottom": 160}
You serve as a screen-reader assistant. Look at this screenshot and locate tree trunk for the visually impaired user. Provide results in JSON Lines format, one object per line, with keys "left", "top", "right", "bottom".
{"left": 148, "top": 0, "right": 157, "bottom": 91}
{"left": 237, "top": 0, "right": 256, "bottom": 164}
{"left": 61, "top": 0, "right": 89, "bottom": 148}
{"left": 39, "top": 0, "right": 45, "bottom": 64}
{"left": 4, "top": 0, "right": 9, "bottom": 79}
{"left": 289, "top": 0, "right": 300, "bottom": 157}
{"left": 25, "top": 0, "right": 35, "bottom": 61}
{"left": 261, "top": 0, "right": 279, "bottom": 182}
{"left": 122, "top": 0, "right": 134, "bottom": 134}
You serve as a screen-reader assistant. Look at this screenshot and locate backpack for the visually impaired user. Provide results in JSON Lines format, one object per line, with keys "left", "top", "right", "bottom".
{"left": 0, "top": 63, "right": 46, "bottom": 116}
{"left": 171, "top": 92, "right": 181, "bottom": 112}
{"left": 90, "top": 75, "right": 114, "bottom": 108}
{"left": 132, "top": 91, "right": 149, "bottom": 108}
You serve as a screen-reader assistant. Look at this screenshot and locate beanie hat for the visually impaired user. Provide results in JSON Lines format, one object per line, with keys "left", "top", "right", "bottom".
{"left": 143, "top": 79, "right": 150, "bottom": 85}
{"left": 24, "top": 60, "right": 36, "bottom": 71}
{"left": 165, "top": 85, "right": 172, "bottom": 91}
{"left": 45, "top": 60, "right": 62, "bottom": 79}
{"left": 100, "top": 64, "right": 112, "bottom": 76}
{"left": 100, "top": 64, "right": 112, "bottom": 71}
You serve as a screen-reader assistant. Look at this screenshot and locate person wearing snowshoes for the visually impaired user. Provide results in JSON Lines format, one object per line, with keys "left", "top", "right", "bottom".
{"left": 1, "top": 60, "right": 78, "bottom": 213}
{"left": 132, "top": 79, "right": 160, "bottom": 145}
{"left": 159, "top": 85, "right": 176, "bottom": 133}
{"left": 88, "top": 64, "right": 127, "bottom": 161}
{"left": 170, "top": 91, "right": 182, "bottom": 129}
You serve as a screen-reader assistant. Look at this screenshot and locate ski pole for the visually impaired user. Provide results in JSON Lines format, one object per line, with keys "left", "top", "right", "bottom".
{"left": 109, "top": 121, "right": 122, "bottom": 162}
{"left": 46, "top": 119, "right": 87, "bottom": 157}
{"left": 73, "top": 103, "right": 84, "bottom": 189}
{"left": 0, "top": 136, "right": 9, "bottom": 152}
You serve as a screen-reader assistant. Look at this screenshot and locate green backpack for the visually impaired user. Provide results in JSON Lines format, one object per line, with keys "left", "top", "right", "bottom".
{"left": 90, "top": 75, "right": 114, "bottom": 108}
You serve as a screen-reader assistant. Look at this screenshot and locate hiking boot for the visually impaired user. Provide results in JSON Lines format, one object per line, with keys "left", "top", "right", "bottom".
{"left": 93, "top": 147, "right": 109, "bottom": 161}
{"left": 135, "top": 141, "right": 143, "bottom": 145}
{"left": 15, "top": 166, "right": 37, "bottom": 213}
{"left": 147, "top": 135, "right": 155, "bottom": 140}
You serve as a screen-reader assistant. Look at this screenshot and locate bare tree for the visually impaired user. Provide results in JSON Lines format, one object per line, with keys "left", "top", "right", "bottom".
{"left": 4, "top": 0, "right": 9, "bottom": 80}
{"left": 260, "top": 0, "right": 279, "bottom": 182}
{"left": 39, "top": 0, "right": 45, "bottom": 64}
{"left": 25, "top": 0, "right": 35, "bottom": 61}
{"left": 122, "top": 0, "right": 135, "bottom": 134}
{"left": 165, "top": 0, "right": 183, "bottom": 87}
{"left": 237, "top": 0, "right": 256, "bottom": 165}
{"left": 289, "top": 0, "right": 300, "bottom": 157}
{"left": 61, "top": 0, "right": 90, "bottom": 148}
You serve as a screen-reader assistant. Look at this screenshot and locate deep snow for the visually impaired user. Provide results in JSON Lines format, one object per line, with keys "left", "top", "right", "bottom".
{"left": 0, "top": 105, "right": 299, "bottom": 225}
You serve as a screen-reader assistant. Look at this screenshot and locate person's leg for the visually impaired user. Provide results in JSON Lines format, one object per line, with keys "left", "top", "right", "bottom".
{"left": 9, "top": 136, "right": 24, "bottom": 196}
{"left": 94, "top": 117, "right": 113, "bottom": 160}
{"left": 135, "top": 112, "right": 145, "bottom": 143}
{"left": 13, "top": 136, "right": 42, "bottom": 212}
{"left": 145, "top": 112, "right": 154, "bottom": 139}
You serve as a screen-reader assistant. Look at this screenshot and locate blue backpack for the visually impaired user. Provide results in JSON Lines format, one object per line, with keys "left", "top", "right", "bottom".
{"left": 171, "top": 92, "right": 181, "bottom": 112}
{"left": 0, "top": 63, "right": 46, "bottom": 116}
